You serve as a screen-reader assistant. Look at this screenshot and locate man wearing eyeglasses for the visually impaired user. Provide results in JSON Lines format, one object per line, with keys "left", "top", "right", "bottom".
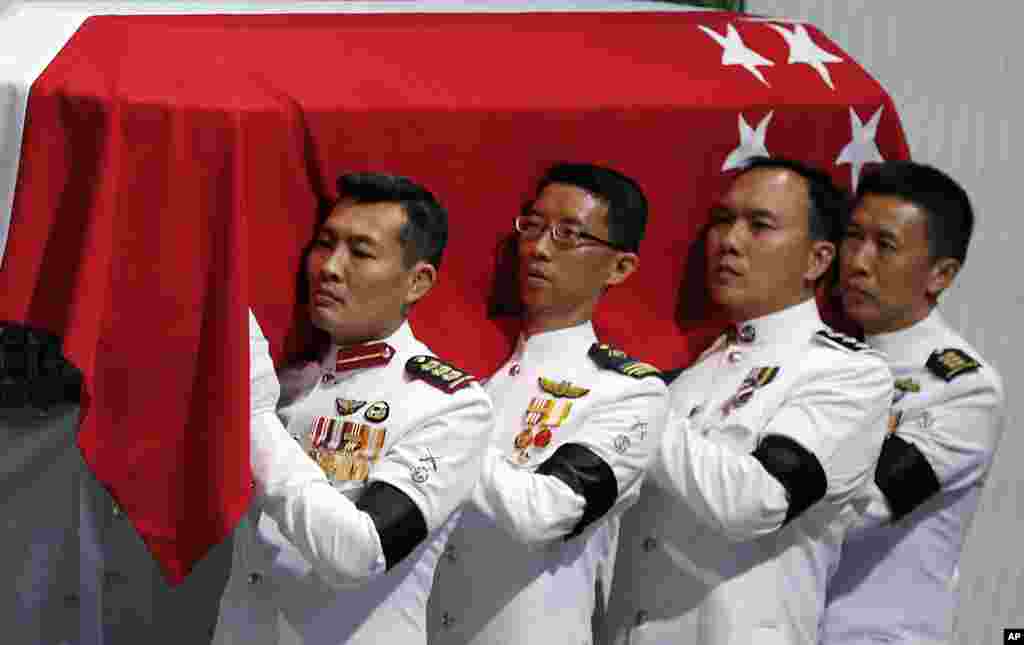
{"left": 427, "top": 163, "right": 669, "bottom": 645}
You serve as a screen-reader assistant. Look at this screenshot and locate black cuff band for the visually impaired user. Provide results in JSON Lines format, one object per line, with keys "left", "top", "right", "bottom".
{"left": 875, "top": 434, "right": 941, "bottom": 521}
{"left": 751, "top": 434, "right": 827, "bottom": 525}
{"left": 355, "top": 481, "right": 428, "bottom": 570}
{"left": 535, "top": 443, "right": 618, "bottom": 540}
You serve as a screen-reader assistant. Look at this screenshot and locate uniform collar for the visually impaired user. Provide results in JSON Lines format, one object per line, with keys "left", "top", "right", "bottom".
{"left": 515, "top": 320, "right": 598, "bottom": 362}
{"left": 320, "top": 320, "right": 417, "bottom": 373}
{"left": 866, "top": 308, "right": 947, "bottom": 363}
{"left": 728, "top": 298, "right": 823, "bottom": 347}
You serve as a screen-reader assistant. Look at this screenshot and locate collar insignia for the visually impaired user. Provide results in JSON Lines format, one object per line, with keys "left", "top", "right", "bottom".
{"left": 335, "top": 342, "right": 395, "bottom": 372}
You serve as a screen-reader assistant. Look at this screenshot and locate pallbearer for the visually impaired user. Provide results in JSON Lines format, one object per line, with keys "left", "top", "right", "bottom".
{"left": 216, "top": 173, "right": 494, "bottom": 645}
{"left": 823, "top": 161, "right": 1006, "bottom": 645}
{"left": 428, "top": 163, "right": 668, "bottom": 645}
{"left": 603, "top": 158, "right": 893, "bottom": 645}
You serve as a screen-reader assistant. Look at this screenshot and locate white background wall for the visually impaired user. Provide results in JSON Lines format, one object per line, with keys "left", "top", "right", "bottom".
{"left": 750, "top": 1, "right": 1023, "bottom": 642}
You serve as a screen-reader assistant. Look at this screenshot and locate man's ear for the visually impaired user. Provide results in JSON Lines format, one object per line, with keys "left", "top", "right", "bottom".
{"left": 805, "top": 240, "right": 835, "bottom": 283}
{"left": 405, "top": 261, "right": 437, "bottom": 307}
{"left": 927, "top": 257, "right": 960, "bottom": 301}
{"left": 605, "top": 252, "right": 639, "bottom": 288}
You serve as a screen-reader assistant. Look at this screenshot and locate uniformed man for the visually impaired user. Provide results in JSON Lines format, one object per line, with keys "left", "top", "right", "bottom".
{"left": 427, "top": 163, "right": 669, "bottom": 645}
{"left": 822, "top": 161, "right": 1005, "bottom": 645}
{"left": 602, "top": 157, "right": 894, "bottom": 645}
{"left": 213, "top": 172, "right": 494, "bottom": 645}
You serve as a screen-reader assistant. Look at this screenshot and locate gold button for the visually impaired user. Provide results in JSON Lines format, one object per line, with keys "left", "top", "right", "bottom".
{"left": 441, "top": 612, "right": 456, "bottom": 628}
{"left": 635, "top": 610, "right": 648, "bottom": 625}
{"left": 247, "top": 572, "right": 262, "bottom": 585}
{"left": 444, "top": 544, "right": 457, "bottom": 562}
{"left": 642, "top": 537, "right": 658, "bottom": 552}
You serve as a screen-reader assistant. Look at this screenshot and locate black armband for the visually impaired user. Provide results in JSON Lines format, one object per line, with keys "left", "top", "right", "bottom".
{"left": 535, "top": 443, "right": 618, "bottom": 540}
{"left": 751, "top": 434, "right": 827, "bottom": 525}
{"left": 874, "top": 434, "right": 941, "bottom": 521}
{"left": 355, "top": 481, "right": 428, "bottom": 570}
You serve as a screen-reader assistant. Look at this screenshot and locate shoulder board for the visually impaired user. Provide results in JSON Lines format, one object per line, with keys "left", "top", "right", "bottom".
{"left": 405, "top": 355, "right": 477, "bottom": 393}
{"left": 926, "top": 348, "right": 980, "bottom": 382}
{"left": 814, "top": 329, "right": 873, "bottom": 353}
{"left": 587, "top": 343, "right": 662, "bottom": 380}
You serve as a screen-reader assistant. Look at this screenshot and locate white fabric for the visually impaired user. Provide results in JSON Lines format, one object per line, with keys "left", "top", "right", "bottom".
{"left": 604, "top": 298, "right": 893, "bottom": 645}
{"left": 822, "top": 310, "right": 1006, "bottom": 645}
{"left": 214, "top": 311, "right": 493, "bottom": 645}
{"left": 428, "top": 321, "right": 669, "bottom": 645}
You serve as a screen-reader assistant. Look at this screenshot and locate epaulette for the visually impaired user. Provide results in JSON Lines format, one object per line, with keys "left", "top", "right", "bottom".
{"left": 814, "top": 329, "right": 874, "bottom": 353}
{"left": 587, "top": 343, "right": 662, "bottom": 380}
{"left": 406, "top": 355, "right": 477, "bottom": 393}
{"left": 926, "top": 348, "right": 980, "bottom": 382}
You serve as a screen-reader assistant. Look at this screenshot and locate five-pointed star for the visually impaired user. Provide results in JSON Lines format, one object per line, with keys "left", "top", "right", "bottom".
{"left": 768, "top": 23, "right": 844, "bottom": 90}
{"left": 836, "top": 106, "right": 885, "bottom": 191}
{"left": 722, "top": 111, "right": 774, "bottom": 172}
{"left": 698, "top": 24, "right": 775, "bottom": 86}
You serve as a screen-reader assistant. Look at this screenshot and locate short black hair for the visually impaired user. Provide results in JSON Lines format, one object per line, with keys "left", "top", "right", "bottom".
{"left": 738, "top": 156, "right": 849, "bottom": 243}
{"left": 334, "top": 172, "right": 448, "bottom": 270}
{"left": 856, "top": 161, "right": 974, "bottom": 265}
{"left": 536, "top": 163, "right": 649, "bottom": 253}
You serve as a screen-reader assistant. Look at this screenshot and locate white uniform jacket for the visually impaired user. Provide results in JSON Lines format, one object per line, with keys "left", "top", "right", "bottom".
{"left": 823, "top": 310, "right": 1006, "bottom": 645}
{"left": 214, "top": 313, "right": 493, "bottom": 645}
{"left": 602, "top": 299, "right": 893, "bottom": 645}
{"left": 427, "top": 321, "right": 668, "bottom": 645}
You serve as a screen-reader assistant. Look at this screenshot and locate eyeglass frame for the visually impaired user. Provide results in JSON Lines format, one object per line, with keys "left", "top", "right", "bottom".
{"left": 513, "top": 214, "right": 632, "bottom": 252}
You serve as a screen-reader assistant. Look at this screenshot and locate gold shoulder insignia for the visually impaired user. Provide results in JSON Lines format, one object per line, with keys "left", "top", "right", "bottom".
{"left": 538, "top": 376, "right": 591, "bottom": 398}
{"left": 406, "top": 355, "right": 477, "bottom": 393}
{"left": 926, "top": 348, "right": 980, "bottom": 382}
{"left": 587, "top": 343, "right": 662, "bottom": 380}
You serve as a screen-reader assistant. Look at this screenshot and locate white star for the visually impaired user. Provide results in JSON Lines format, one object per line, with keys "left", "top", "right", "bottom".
{"left": 698, "top": 24, "right": 775, "bottom": 87}
{"left": 767, "top": 23, "right": 844, "bottom": 90}
{"left": 836, "top": 106, "right": 885, "bottom": 191}
{"left": 722, "top": 111, "right": 774, "bottom": 172}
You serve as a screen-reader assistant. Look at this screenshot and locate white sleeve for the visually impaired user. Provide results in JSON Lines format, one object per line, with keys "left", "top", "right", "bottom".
{"left": 848, "top": 370, "right": 1004, "bottom": 536}
{"left": 655, "top": 355, "right": 892, "bottom": 541}
{"left": 472, "top": 378, "right": 667, "bottom": 545}
{"left": 248, "top": 310, "right": 385, "bottom": 589}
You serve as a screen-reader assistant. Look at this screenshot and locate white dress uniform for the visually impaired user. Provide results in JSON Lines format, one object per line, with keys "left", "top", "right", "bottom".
{"left": 602, "top": 298, "right": 893, "bottom": 645}
{"left": 822, "top": 310, "right": 1006, "bottom": 645}
{"left": 213, "top": 312, "right": 493, "bottom": 645}
{"left": 427, "top": 320, "right": 669, "bottom": 645}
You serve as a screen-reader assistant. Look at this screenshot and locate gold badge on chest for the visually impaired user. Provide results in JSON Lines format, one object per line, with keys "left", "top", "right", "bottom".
{"left": 512, "top": 397, "right": 573, "bottom": 464}
{"left": 308, "top": 416, "right": 387, "bottom": 481}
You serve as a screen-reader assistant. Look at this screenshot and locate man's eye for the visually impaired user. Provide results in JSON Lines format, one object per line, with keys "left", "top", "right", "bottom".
{"left": 555, "top": 225, "right": 583, "bottom": 239}
{"left": 351, "top": 248, "right": 372, "bottom": 258}
{"left": 879, "top": 240, "right": 897, "bottom": 252}
{"left": 752, "top": 219, "right": 773, "bottom": 230}
{"left": 314, "top": 238, "right": 333, "bottom": 249}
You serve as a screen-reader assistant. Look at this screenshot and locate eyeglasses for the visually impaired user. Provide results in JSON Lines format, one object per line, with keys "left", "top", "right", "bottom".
{"left": 513, "top": 215, "right": 628, "bottom": 251}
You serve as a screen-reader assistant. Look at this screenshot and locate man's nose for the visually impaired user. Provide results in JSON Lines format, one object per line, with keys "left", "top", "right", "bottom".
{"left": 523, "top": 229, "right": 555, "bottom": 259}
{"left": 319, "top": 247, "right": 348, "bottom": 280}
{"left": 717, "top": 219, "right": 746, "bottom": 253}
{"left": 843, "top": 240, "right": 873, "bottom": 276}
